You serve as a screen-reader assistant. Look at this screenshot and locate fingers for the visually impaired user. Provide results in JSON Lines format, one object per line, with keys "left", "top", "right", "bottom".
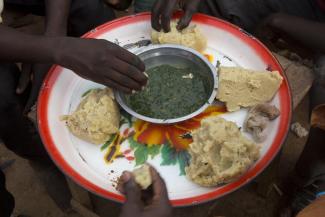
{"left": 114, "top": 45, "right": 145, "bottom": 72}
{"left": 149, "top": 166, "right": 169, "bottom": 202}
{"left": 118, "top": 171, "right": 143, "bottom": 217}
{"left": 151, "top": 0, "right": 177, "bottom": 32}
{"left": 161, "top": 0, "right": 176, "bottom": 32}
{"left": 177, "top": 9, "right": 194, "bottom": 30}
{"left": 112, "top": 45, "right": 147, "bottom": 88}
{"left": 121, "top": 171, "right": 143, "bottom": 205}
{"left": 109, "top": 68, "right": 143, "bottom": 91}
{"left": 111, "top": 58, "right": 147, "bottom": 86}
{"left": 142, "top": 166, "right": 172, "bottom": 217}
{"left": 17, "top": 64, "right": 32, "bottom": 94}
{"left": 111, "top": 45, "right": 147, "bottom": 90}
{"left": 177, "top": 0, "right": 200, "bottom": 30}
{"left": 151, "top": 0, "right": 164, "bottom": 31}
{"left": 93, "top": 76, "right": 132, "bottom": 93}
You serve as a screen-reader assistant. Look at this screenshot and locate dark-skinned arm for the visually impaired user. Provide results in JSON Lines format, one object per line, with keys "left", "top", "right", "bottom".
{"left": 44, "top": 0, "right": 71, "bottom": 36}
{"left": 0, "top": 25, "right": 56, "bottom": 63}
{"left": 15, "top": 0, "right": 72, "bottom": 107}
{"left": 267, "top": 13, "right": 325, "bottom": 54}
{"left": 0, "top": 25, "right": 147, "bottom": 93}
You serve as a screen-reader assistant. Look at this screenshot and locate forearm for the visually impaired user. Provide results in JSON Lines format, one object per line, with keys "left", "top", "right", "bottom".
{"left": 44, "top": 0, "right": 71, "bottom": 36}
{"left": 0, "top": 25, "right": 58, "bottom": 63}
{"left": 269, "top": 14, "right": 325, "bottom": 54}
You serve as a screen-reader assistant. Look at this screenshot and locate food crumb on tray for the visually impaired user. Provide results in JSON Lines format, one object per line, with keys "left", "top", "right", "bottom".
{"left": 291, "top": 122, "right": 309, "bottom": 138}
{"left": 244, "top": 103, "right": 280, "bottom": 142}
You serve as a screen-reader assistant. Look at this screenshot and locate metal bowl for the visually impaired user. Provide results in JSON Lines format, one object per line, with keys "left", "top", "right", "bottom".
{"left": 115, "top": 44, "right": 218, "bottom": 124}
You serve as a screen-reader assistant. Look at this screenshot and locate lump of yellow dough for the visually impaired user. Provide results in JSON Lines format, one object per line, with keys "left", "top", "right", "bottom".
{"left": 217, "top": 67, "right": 283, "bottom": 112}
{"left": 185, "top": 117, "right": 260, "bottom": 187}
{"left": 151, "top": 21, "right": 207, "bottom": 52}
{"left": 61, "top": 88, "right": 120, "bottom": 144}
{"left": 133, "top": 164, "right": 152, "bottom": 190}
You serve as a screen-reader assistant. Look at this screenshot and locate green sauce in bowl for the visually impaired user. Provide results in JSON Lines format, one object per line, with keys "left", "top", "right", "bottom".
{"left": 125, "top": 65, "right": 209, "bottom": 119}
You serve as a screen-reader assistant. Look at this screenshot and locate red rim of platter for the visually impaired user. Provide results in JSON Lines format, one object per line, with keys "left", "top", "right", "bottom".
{"left": 37, "top": 12, "right": 292, "bottom": 206}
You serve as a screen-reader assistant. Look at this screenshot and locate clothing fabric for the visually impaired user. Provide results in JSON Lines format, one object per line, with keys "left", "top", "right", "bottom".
{"left": 134, "top": 0, "right": 154, "bottom": 13}
{"left": 317, "top": 0, "right": 325, "bottom": 11}
{"left": 0, "top": 169, "right": 14, "bottom": 217}
{"left": 4, "top": 0, "right": 116, "bottom": 36}
{"left": 0, "top": 63, "right": 49, "bottom": 161}
{"left": 199, "top": 0, "right": 325, "bottom": 32}
{"left": 294, "top": 56, "right": 325, "bottom": 186}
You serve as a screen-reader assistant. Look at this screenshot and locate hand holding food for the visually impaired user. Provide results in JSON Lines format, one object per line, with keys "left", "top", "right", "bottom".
{"left": 118, "top": 167, "right": 172, "bottom": 217}
{"left": 151, "top": 0, "right": 201, "bottom": 32}
{"left": 55, "top": 37, "right": 147, "bottom": 93}
{"left": 133, "top": 164, "right": 152, "bottom": 190}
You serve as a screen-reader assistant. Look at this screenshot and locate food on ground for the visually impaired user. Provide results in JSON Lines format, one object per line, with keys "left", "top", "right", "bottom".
{"left": 61, "top": 88, "right": 120, "bottom": 144}
{"left": 125, "top": 64, "right": 208, "bottom": 119}
{"left": 133, "top": 164, "right": 152, "bottom": 189}
{"left": 217, "top": 67, "right": 283, "bottom": 112}
{"left": 244, "top": 104, "right": 280, "bottom": 142}
{"left": 151, "top": 21, "right": 207, "bottom": 52}
{"left": 186, "top": 117, "right": 260, "bottom": 187}
{"left": 291, "top": 122, "right": 309, "bottom": 138}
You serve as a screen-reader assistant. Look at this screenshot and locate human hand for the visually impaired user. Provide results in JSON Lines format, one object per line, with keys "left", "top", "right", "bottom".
{"left": 151, "top": 0, "right": 201, "bottom": 32}
{"left": 118, "top": 167, "right": 172, "bottom": 217}
{"left": 16, "top": 63, "right": 52, "bottom": 113}
{"left": 56, "top": 38, "right": 147, "bottom": 93}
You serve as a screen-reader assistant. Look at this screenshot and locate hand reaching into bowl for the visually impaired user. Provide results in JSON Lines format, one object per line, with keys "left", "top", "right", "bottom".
{"left": 56, "top": 37, "right": 147, "bottom": 93}
{"left": 151, "top": 0, "right": 201, "bottom": 32}
{"left": 118, "top": 167, "right": 172, "bottom": 217}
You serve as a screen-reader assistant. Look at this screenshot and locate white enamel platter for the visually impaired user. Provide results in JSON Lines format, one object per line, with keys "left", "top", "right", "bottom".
{"left": 38, "top": 13, "right": 292, "bottom": 206}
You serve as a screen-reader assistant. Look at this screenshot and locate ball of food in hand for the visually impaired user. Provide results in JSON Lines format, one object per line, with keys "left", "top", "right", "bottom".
{"left": 133, "top": 164, "right": 152, "bottom": 190}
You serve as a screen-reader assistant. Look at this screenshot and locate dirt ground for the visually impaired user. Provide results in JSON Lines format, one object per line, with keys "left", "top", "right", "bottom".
{"left": 0, "top": 8, "right": 312, "bottom": 217}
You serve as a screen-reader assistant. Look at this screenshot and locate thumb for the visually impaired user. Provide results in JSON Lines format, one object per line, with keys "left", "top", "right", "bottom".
{"left": 119, "top": 172, "right": 143, "bottom": 217}
{"left": 122, "top": 172, "right": 142, "bottom": 205}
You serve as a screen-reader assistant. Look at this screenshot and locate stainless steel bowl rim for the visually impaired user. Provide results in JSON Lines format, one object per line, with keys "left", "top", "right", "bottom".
{"left": 115, "top": 44, "right": 218, "bottom": 124}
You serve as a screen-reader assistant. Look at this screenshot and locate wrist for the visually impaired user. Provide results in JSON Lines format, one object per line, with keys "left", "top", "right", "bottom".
{"left": 44, "top": 26, "right": 67, "bottom": 37}
{"left": 51, "top": 37, "right": 67, "bottom": 64}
